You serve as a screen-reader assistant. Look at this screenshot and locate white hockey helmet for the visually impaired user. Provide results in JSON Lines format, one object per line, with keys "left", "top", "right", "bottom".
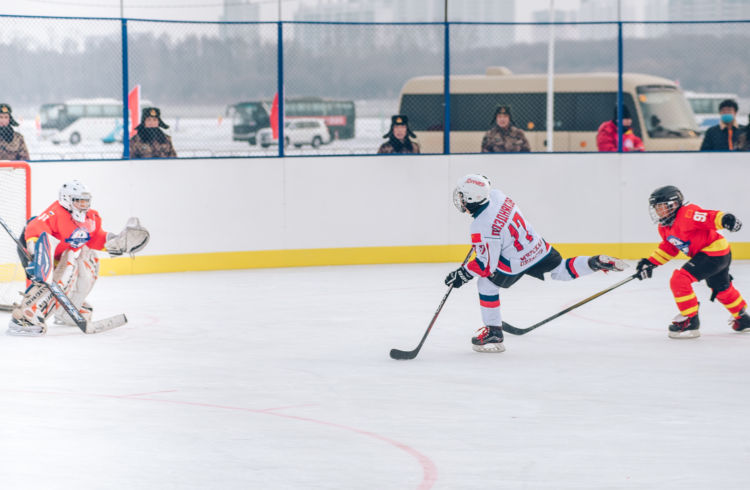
{"left": 453, "top": 174, "right": 491, "bottom": 213}
{"left": 58, "top": 180, "right": 92, "bottom": 222}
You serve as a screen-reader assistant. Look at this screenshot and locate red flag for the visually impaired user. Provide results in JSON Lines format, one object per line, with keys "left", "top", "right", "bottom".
{"left": 128, "top": 85, "right": 141, "bottom": 138}
{"left": 270, "top": 92, "right": 279, "bottom": 140}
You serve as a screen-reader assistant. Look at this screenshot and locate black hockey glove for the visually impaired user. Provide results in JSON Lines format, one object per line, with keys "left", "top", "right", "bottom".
{"left": 445, "top": 267, "right": 473, "bottom": 288}
{"left": 635, "top": 258, "right": 655, "bottom": 280}
{"left": 721, "top": 213, "right": 742, "bottom": 232}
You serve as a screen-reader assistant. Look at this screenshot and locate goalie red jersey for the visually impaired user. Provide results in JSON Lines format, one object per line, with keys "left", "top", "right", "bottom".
{"left": 25, "top": 201, "right": 108, "bottom": 260}
{"left": 647, "top": 203, "right": 730, "bottom": 266}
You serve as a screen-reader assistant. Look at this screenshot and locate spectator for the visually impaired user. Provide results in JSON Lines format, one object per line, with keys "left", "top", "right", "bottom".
{"left": 0, "top": 104, "right": 29, "bottom": 161}
{"left": 700, "top": 99, "right": 741, "bottom": 151}
{"left": 597, "top": 105, "right": 644, "bottom": 152}
{"left": 378, "top": 115, "right": 420, "bottom": 154}
{"left": 129, "top": 107, "right": 177, "bottom": 159}
{"left": 481, "top": 105, "right": 530, "bottom": 153}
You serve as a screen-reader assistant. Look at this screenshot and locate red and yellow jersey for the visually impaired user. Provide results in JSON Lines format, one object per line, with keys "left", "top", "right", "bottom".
{"left": 25, "top": 201, "right": 108, "bottom": 260}
{"left": 647, "top": 203, "right": 730, "bottom": 266}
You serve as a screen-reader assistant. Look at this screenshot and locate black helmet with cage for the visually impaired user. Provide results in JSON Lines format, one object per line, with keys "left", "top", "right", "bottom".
{"left": 649, "top": 185, "right": 684, "bottom": 226}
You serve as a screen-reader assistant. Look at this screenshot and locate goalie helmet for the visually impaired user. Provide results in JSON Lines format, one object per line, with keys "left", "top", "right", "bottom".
{"left": 453, "top": 174, "right": 491, "bottom": 214}
{"left": 649, "top": 185, "right": 684, "bottom": 226}
{"left": 58, "top": 180, "right": 92, "bottom": 222}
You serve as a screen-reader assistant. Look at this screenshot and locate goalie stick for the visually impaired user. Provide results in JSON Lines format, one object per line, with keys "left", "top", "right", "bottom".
{"left": 501, "top": 273, "right": 639, "bottom": 336}
{"left": 0, "top": 215, "right": 128, "bottom": 335}
{"left": 390, "top": 248, "right": 474, "bottom": 360}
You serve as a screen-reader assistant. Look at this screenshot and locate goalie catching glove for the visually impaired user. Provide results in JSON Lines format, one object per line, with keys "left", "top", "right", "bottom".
{"left": 105, "top": 217, "right": 150, "bottom": 257}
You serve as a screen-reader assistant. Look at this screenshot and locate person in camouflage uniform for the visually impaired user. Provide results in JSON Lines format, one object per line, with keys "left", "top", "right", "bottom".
{"left": 129, "top": 107, "right": 177, "bottom": 159}
{"left": 480, "top": 105, "right": 530, "bottom": 153}
{"left": 377, "top": 114, "right": 420, "bottom": 154}
{"left": 0, "top": 104, "right": 29, "bottom": 161}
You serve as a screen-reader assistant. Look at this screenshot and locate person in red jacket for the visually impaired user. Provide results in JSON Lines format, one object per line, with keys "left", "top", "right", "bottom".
{"left": 635, "top": 185, "right": 749, "bottom": 338}
{"left": 8, "top": 180, "right": 149, "bottom": 336}
{"left": 597, "top": 105, "right": 644, "bottom": 152}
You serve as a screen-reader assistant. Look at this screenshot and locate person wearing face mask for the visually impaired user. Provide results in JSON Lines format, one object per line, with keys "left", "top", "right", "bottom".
{"left": 0, "top": 104, "right": 29, "bottom": 161}
{"left": 377, "top": 115, "right": 420, "bottom": 154}
{"left": 129, "top": 107, "right": 177, "bottom": 159}
{"left": 597, "top": 105, "right": 644, "bottom": 152}
{"left": 700, "top": 99, "right": 741, "bottom": 151}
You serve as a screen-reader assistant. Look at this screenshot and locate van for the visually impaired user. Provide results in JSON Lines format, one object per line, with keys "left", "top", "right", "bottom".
{"left": 398, "top": 67, "right": 702, "bottom": 153}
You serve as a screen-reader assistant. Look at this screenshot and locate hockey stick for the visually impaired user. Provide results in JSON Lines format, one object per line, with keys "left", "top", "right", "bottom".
{"left": 390, "top": 248, "right": 474, "bottom": 360}
{"left": 501, "top": 273, "right": 639, "bottom": 336}
{"left": 0, "top": 215, "right": 127, "bottom": 334}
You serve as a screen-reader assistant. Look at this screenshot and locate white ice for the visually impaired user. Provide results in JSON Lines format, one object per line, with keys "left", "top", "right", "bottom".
{"left": 1, "top": 259, "right": 749, "bottom": 489}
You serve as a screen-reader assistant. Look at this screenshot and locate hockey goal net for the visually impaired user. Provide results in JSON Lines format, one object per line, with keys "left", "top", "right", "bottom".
{"left": 0, "top": 162, "right": 30, "bottom": 311}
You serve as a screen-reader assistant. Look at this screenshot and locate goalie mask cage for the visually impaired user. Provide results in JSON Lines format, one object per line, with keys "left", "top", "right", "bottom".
{"left": 0, "top": 161, "right": 30, "bottom": 311}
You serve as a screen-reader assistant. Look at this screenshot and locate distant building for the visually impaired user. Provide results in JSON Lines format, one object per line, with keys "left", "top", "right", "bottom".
{"left": 293, "top": 0, "right": 515, "bottom": 50}
{"left": 576, "top": 0, "right": 668, "bottom": 39}
{"left": 219, "top": 0, "right": 261, "bottom": 40}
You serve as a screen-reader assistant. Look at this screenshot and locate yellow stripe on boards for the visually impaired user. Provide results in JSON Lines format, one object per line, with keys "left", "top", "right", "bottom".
{"left": 96, "top": 242, "right": 750, "bottom": 277}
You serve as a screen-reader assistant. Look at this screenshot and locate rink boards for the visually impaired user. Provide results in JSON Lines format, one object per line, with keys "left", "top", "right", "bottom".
{"left": 23, "top": 152, "right": 750, "bottom": 276}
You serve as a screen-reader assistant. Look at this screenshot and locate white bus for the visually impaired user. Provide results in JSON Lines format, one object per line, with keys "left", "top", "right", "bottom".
{"left": 40, "top": 98, "right": 151, "bottom": 145}
{"left": 398, "top": 67, "right": 702, "bottom": 153}
{"left": 684, "top": 91, "right": 745, "bottom": 131}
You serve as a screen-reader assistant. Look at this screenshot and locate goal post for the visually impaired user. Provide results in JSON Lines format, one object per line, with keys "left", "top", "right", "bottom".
{"left": 0, "top": 161, "right": 30, "bottom": 311}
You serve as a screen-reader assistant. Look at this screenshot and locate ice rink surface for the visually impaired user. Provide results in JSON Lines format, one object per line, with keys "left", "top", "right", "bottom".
{"left": 1, "top": 259, "right": 750, "bottom": 489}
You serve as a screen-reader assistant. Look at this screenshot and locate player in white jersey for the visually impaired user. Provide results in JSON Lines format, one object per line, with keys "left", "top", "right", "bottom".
{"left": 445, "top": 174, "right": 627, "bottom": 353}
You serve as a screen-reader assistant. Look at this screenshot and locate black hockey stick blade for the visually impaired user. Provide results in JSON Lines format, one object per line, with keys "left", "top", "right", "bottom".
{"left": 502, "top": 273, "right": 639, "bottom": 336}
{"left": 390, "top": 347, "right": 419, "bottom": 360}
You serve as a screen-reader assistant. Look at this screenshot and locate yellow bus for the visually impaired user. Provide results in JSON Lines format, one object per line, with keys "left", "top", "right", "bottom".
{"left": 398, "top": 67, "right": 701, "bottom": 153}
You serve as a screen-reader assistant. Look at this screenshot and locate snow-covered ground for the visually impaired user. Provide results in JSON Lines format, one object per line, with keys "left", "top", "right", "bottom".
{"left": 1, "top": 259, "right": 749, "bottom": 489}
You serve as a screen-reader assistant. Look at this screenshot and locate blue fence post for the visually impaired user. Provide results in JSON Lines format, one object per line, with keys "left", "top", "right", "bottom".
{"left": 617, "top": 20, "right": 623, "bottom": 153}
{"left": 443, "top": 20, "right": 450, "bottom": 155}
{"left": 277, "top": 21, "right": 284, "bottom": 158}
{"left": 121, "top": 18, "right": 129, "bottom": 159}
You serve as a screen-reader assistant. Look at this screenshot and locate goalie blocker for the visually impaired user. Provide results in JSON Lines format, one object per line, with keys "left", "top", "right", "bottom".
{"left": 5, "top": 180, "right": 149, "bottom": 337}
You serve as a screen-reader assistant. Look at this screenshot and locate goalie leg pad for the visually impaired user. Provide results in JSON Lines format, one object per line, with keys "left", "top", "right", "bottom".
{"left": 13, "top": 283, "right": 55, "bottom": 327}
{"left": 54, "top": 247, "right": 98, "bottom": 326}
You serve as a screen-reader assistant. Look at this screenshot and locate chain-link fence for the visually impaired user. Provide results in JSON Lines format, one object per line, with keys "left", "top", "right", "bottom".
{"left": 0, "top": 15, "right": 747, "bottom": 160}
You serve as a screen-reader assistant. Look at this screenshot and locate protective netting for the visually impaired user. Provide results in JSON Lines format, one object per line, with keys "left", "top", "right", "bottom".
{"left": 0, "top": 162, "right": 30, "bottom": 309}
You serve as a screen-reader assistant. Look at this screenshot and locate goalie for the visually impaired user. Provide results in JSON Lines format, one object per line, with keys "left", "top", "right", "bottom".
{"left": 7, "top": 180, "right": 149, "bottom": 336}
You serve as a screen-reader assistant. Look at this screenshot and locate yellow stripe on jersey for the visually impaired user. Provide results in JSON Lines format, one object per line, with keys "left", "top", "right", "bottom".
{"left": 651, "top": 248, "right": 676, "bottom": 265}
{"left": 701, "top": 237, "right": 730, "bottom": 254}
{"left": 715, "top": 212, "right": 725, "bottom": 230}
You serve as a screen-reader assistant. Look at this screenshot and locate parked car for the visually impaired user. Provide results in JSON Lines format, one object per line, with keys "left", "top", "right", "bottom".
{"left": 257, "top": 118, "right": 331, "bottom": 148}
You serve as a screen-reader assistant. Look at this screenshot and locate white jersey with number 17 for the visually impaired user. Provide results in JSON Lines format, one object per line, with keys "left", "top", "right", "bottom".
{"left": 466, "top": 189, "right": 551, "bottom": 278}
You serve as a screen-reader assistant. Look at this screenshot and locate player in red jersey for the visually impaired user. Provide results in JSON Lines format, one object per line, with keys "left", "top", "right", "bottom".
{"left": 636, "top": 185, "right": 749, "bottom": 338}
{"left": 8, "top": 180, "right": 149, "bottom": 336}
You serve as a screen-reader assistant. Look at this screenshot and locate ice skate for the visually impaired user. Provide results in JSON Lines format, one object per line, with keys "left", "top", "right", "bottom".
{"left": 7, "top": 316, "right": 46, "bottom": 337}
{"left": 730, "top": 309, "right": 750, "bottom": 332}
{"left": 668, "top": 313, "right": 700, "bottom": 339}
{"left": 588, "top": 255, "right": 626, "bottom": 272}
{"left": 471, "top": 326, "right": 505, "bottom": 353}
